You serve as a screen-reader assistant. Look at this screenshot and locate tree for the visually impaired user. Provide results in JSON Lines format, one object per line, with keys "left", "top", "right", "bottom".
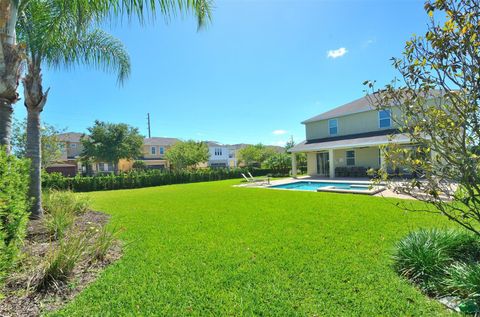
{"left": 0, "top": 0, "right": 212, "bottom": 153}
{"left": 81, "top": 121, "right": 143, "bottom": 174}
{"left": 16, "top": 0, "right": 131, "bottom": 219}
{"left": 263, "top": 152, "right": 291, "bottom": 175}
{"left": 365, "top": 0, "right": 480, "bottom": 235}
{"left": 11, "top": 119, "right": 63, "bottom": 168}
{"left": 284, "top": 137, "right": 307, "bottom": 173}
{"left": 238, "top": 144, "right": 276, "bottom": 167}
{"left": 165, "top": 140, "right": 209, "bottom": 170}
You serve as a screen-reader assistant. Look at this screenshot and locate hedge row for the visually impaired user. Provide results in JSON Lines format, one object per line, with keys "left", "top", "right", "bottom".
{"left": 42, "top": 168, "right": 283, "bottom": 192}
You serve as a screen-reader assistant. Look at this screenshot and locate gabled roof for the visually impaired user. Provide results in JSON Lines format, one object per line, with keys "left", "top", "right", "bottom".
{"left": 303, "top": 90, "right": 446, "bottom": 124}
{"left": 57, "top": 132, "right": 84, "bottom": 143}
{"left": 302, "top": 96, "right": 374, "bottom": 124}
{"left": 144, "top": 137, "right": 180, "bottom": 146}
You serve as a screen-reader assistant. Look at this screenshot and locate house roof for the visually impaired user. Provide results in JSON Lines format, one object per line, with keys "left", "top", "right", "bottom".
{"left": 289, "top": 130, "right": 411, "bottom": 153}
{"left": 57, "top": 132, "right": 84, "bottom": 143}
{"left": 302, "top": 96, "right": 374, "bottom": 124}
{"left": 302, "top": 90, "right": 446, "bottom": 124}
{"left": 144, "top": 137, "right": 180, "bottom": 146}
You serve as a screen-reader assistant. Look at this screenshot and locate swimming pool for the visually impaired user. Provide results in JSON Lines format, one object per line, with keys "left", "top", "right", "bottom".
{"left": 269, "top": 181, "right": 385, "bottom": 195}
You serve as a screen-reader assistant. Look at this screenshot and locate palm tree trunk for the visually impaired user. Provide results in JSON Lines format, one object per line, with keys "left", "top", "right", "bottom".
{"left": 0, "top": 0, "right": 22, "bottom": 153}
{"left": 26, "top": 108, "right": 43, "bottom": 219}
{"left": 24, "top": 62, "right": 48, "bottom": 219}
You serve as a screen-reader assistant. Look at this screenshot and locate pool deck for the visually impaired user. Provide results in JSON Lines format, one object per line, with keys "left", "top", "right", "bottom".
{"left": 237, "top": 176, "right": 416, "bottom": 200}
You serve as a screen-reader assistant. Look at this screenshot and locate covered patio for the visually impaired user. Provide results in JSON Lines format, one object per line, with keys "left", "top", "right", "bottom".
{"left": 289, "top": 130, "right": 412, "bottom": 178}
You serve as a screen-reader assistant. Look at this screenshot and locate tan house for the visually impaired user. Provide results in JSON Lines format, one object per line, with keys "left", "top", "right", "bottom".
{"left": 289, "top": 95, "right": 415, "bottom": 178}
{"left": 120, "top": 137, "right": 180, "bottom": 171}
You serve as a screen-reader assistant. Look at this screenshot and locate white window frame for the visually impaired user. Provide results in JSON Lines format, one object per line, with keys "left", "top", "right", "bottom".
{"left": 346, "top": 150, "right": 355, "bottom": 166}
{"left": 378, "top": 109, "right": 392, "bottom": 129}
{"left": 159, "top": 147, "right": 164, "bottom": 155}
{"left": 328, "top": 119, "right": 338, "bottom": 136}
{"left": 70, "top": 143, "right": 77, "bottom": 148}
{"left": 151, "top": 146, "right": 156, "bottom": 155}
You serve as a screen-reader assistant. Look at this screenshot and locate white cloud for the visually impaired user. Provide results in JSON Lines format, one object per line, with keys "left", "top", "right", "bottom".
{"left": 362, "top": 38, "right": 376, "bottom": 48}
{"left": 327, "top": 47, "right": 348, "bottom": 59}
{"left": 272, "top": 129, "right": 288, "bottom": 135}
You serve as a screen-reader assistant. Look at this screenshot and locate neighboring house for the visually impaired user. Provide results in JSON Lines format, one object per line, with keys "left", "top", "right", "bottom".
{"left": 289, "top": 95, "right": 429, "bottom": 178}
{"left": 46, "top": 132, "right": 85, "bottom": 176}
{"left": 121, "top": 137, "right": 180, "bottom": 171}
{"left": 205, "top": 141, "right": 236, "bottom": 168}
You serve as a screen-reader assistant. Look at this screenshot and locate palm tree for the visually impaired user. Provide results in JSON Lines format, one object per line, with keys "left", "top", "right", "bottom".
{"left": 0, "top": 0, "right": 212, "bottom": 153}
{"left": 17, "top": 0, "right": 134, "bottom": 218}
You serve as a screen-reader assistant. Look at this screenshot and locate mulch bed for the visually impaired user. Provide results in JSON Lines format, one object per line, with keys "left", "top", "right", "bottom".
{"left": 0, "top": 211, "right": 122, "bottom": 317}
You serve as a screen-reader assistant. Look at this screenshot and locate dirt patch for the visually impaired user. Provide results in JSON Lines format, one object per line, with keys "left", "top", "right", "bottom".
{"left": 0, "top": 211, "right": 122, "bottom": 317}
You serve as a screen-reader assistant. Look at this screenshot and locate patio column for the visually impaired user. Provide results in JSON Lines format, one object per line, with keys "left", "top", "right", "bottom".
{"left": 328, "top": 149, "right": 335, "bottom": 178}
{"left": 291, "top": 152, "right": 297, "bottom": 178}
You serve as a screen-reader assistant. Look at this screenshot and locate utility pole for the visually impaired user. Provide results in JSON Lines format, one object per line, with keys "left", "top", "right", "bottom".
{"left": 147, "top": 113, "right": 151, "bottom": 138}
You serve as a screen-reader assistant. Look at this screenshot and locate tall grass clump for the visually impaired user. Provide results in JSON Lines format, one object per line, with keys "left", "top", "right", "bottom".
{"left": 43, "top": 190, "right": 90, "bottom": 239}
{"left": 37, "top": 231, "right": 89, "bottom": 288}
{"left": 393, "top": 228, "right": 480, "bottom": 295}
{"left": 89, "top": 225, "right": 122, "bottom": 262}
{"left": 0, "top": 149, "right": 30, "bottom": 283}
{"left": 394, "top": 228, "right": 480, "bottom": 312}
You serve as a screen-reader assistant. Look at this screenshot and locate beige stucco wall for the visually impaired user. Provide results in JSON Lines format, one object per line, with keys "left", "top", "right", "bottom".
{"left": 142, "top": 145, "right": 170, "bottom": 159}
{"left": 305, "top": 107, "right": 402, "bottom": 140}
{"left": 332, "top": 147, "right": 380, "bottom": 169}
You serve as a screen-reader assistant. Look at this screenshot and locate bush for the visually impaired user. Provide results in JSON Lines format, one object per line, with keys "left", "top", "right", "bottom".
{"left": 132, "top": 160, "right": 147, "bottom": 171}
{"left": 393, "top": 228, "right": 480, "bottom": 295}
{"left": 43, "top": 190, "right": 91, "bottom": 239}
{"left": 43, "top": 168, "right": 282, "bottom": 192}
{"left": 0, "top": 149, "right": 30, "bottom": 282}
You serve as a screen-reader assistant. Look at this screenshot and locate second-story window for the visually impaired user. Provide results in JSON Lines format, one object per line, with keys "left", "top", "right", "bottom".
{"left": 379, "top": 109, "right": 392, "bottom": 128}
{"left": 214, "top": 148, "right": 223, "bottom": 156}
{"left": 70, "top": 143, "right": 76, "bottom": 148}
{"left": 151, "top": 146, "right": 156, "bottom": 155}
{"left": 328, "top": 119, "right": 338, "bottom": 136}
{"left": 159, "top": 147, "right": 164, "bottom": 155}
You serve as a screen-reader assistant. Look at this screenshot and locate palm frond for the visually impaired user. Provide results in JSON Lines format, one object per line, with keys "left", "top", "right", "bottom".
{"left": 45, "top": 29, "right": 131, "bottom": 85}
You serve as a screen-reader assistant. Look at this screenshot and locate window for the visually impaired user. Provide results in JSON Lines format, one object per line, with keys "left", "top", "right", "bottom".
{"left": 379, "top": 109, "right": 391, "bottom": 128}
{"left": 215, "top": 148, "right": 223, "bottom": 156}
{"left": 328, "top": 119, "right": 338, "bottom": 135}
{"left": 346, "top": 150, "right": 355, "bottom": 166}
{"left": 70, "top": 143, "right": 76, "bottom": 148}
{"left": 151, "top": 146, "right": 156, "bottom": 155}
{"left": 159, "top": 147, "right": 164, "bottom": 155}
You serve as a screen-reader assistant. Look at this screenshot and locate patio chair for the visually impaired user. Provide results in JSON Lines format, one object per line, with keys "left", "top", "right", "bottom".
{"left": 241, "top": 173, "right": 267, "bottom": 185}
{"left": 247, "top": 172, "right": 269, "bottom": 184}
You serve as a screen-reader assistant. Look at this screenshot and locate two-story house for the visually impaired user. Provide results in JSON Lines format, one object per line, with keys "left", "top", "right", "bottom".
{"left": 289, "top": 95, "right": 415, "bottom": 178}
{"left": 135, "top": 137, "right": 180, "bottom": 170}
{"left": 205, "top": 141, "right": 236, "bottom": 168}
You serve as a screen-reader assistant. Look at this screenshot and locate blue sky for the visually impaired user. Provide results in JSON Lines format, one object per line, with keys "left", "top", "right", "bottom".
{"left": 14, "top": 0, "right": 430, "bottom": 146}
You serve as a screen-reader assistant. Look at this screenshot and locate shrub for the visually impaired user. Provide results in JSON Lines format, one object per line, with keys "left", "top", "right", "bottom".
{"left": 132, "top": 160, "right": 147, "bottom": 170}
{"left": 37, "top": 231, "right": 89, "bottom": 288}
{"left": 43, "top": 190, "right": 91, "bottom": 239}
{"left": 0, "top": 149, "right": 30, "bottom": 282}
{"left": 392, "top": 228, "right": 480, "bottom": 294}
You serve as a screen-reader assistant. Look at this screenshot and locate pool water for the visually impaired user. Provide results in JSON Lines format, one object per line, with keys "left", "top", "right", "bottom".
{"left": 270, "top": 181, "right": 370, "bottom": 191}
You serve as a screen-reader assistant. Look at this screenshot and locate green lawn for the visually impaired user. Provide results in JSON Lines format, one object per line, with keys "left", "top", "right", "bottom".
{"left": 53, "top": 179, "right": 453, "bottom": 316}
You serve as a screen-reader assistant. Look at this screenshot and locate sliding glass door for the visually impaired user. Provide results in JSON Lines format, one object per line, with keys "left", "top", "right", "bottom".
{"left": 316, "top": 152, "right": 330, "bottom": 177}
